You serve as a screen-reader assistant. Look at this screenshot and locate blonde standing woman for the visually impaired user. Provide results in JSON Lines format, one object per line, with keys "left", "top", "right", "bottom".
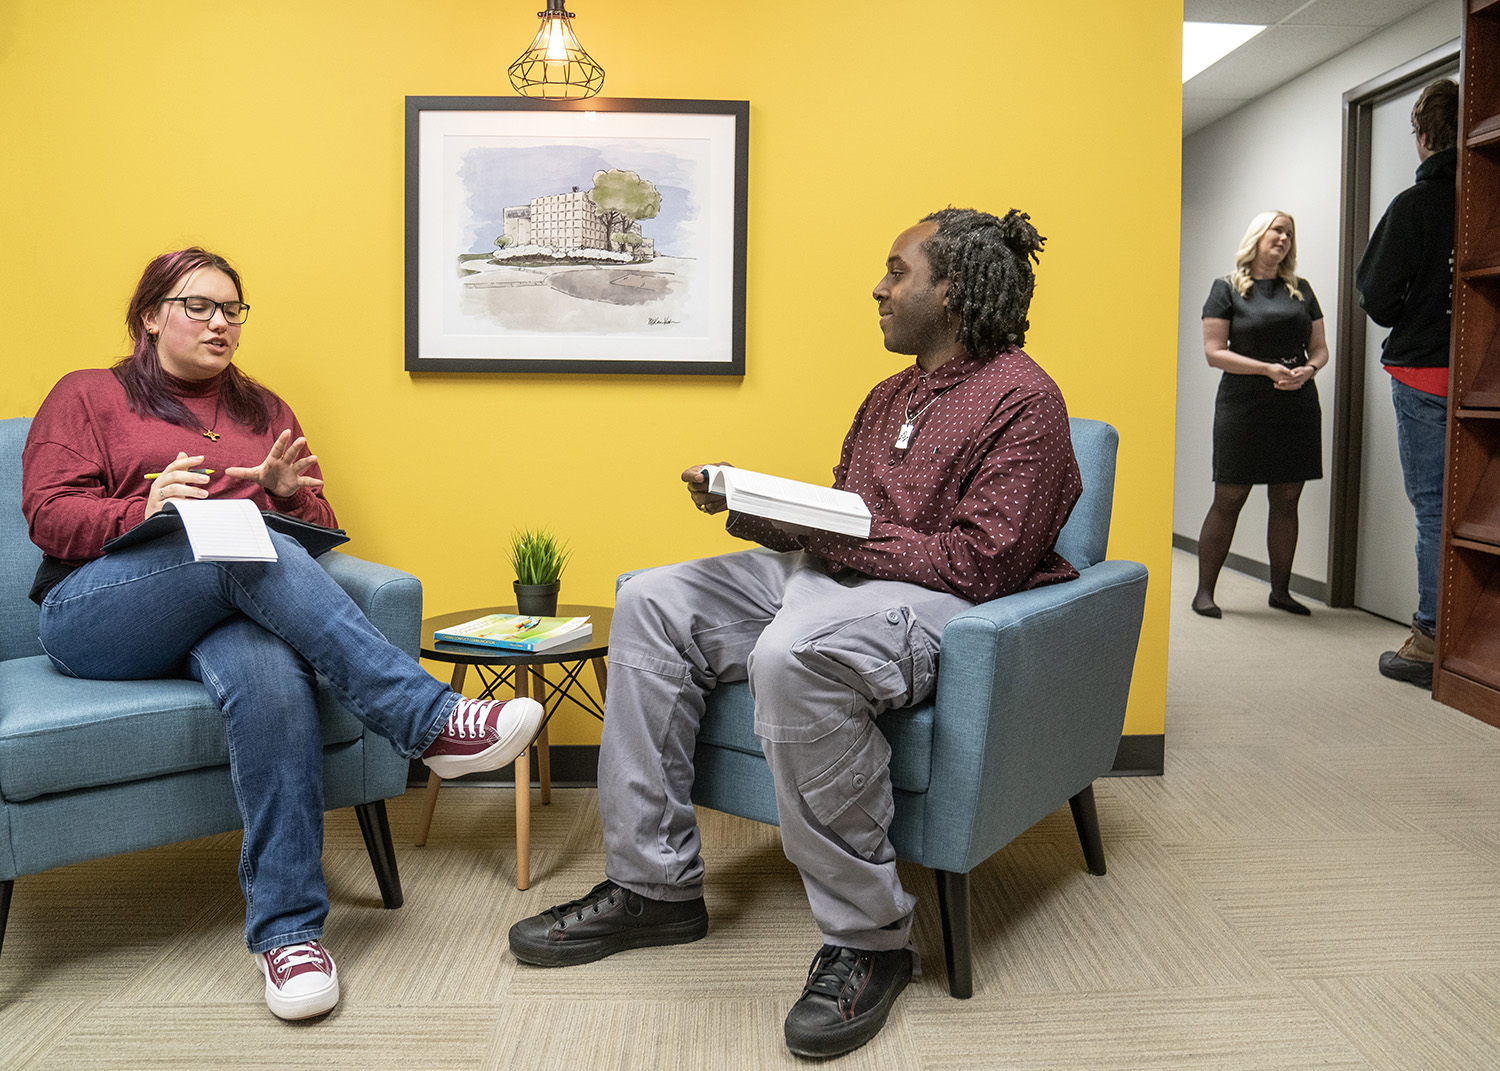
{"left": 1192, "top": 211, "right": 1329, "bottom": 618}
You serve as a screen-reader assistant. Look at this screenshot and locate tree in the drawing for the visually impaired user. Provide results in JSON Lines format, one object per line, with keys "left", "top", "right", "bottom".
{"left": 613, "top": 231, "right": 645, "bottom": 260}
{"left": 494, "top": 234, "right": 513, "bottom": 249}
{"left": 587, "top": 169, "right": 661, "bottom": 252}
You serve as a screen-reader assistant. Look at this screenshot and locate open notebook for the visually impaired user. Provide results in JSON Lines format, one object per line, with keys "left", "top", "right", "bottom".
{"left": 102, "top": 500, "right": 349, "bottom": 561}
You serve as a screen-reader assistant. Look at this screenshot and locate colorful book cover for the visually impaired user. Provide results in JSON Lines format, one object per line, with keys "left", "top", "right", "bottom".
{"left": 434, "top": 613, "right": 592, "bottom": 652}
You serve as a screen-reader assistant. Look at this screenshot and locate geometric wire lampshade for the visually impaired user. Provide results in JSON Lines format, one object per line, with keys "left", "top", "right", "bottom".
{"left": 508, "top": 0, "right": 605, "bottom": 101}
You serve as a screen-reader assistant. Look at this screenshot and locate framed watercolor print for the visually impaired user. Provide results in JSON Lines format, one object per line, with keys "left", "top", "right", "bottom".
{"left": 405, "top": 96, "right": 749, "bottom": 375}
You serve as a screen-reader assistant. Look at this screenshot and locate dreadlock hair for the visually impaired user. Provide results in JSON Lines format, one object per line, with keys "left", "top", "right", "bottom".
{"left": 114, "top": 247, "right": 277, "bottom": 435}
{"left": 918, "top": 207, "right": 1045, "bottom": 357}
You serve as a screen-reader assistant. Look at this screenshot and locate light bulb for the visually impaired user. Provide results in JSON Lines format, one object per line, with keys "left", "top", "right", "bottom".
{"left": 545, "top": 19, "right": 569, "bottom": 61}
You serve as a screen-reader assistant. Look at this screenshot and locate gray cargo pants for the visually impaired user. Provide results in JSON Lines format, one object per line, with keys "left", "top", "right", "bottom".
{"left": 598, "top": 548, "right": 970, "bottom": 951}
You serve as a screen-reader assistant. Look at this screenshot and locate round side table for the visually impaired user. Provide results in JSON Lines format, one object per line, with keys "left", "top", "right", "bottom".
{"left": 416, "top": 603, "right": 611, "bottom": 890}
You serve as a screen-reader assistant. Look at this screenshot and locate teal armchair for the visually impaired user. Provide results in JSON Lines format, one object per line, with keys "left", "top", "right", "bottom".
{"left": 0, "top": 417, "right": 413, "bottom": 959}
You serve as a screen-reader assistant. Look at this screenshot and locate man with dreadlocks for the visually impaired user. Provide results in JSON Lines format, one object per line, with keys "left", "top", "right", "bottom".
{"left": 508, "top": 209, "right": 1082, "bottom": 1058}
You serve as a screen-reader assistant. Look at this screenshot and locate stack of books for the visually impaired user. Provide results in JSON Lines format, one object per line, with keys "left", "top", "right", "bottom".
{"left": 434, "top": 613, "right": 592, "bottom": 652}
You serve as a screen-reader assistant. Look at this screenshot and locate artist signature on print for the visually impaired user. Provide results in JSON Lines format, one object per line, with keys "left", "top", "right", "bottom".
{"left": 648, "top": 317, "right": 680, "bottom": 326}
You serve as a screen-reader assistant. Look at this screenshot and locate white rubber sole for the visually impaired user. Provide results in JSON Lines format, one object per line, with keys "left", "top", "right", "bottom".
{"left": 258, "top": 956, "right": 339, "bottom": 1020}
{"left": 423, "top": 698, "right": 546, "bottom": 779}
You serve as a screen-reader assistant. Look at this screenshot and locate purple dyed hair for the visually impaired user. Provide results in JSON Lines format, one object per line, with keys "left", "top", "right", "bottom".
{"left": 112, "top": 247, "right": 276, "bottom": 434}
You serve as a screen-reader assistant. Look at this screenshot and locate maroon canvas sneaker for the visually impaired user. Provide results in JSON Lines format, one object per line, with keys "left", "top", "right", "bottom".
{"left": 255, "top": 940, "right": 339, "bottom": 1020}
{"left": 421, "top": 697, "right": 545, "bottom": 778}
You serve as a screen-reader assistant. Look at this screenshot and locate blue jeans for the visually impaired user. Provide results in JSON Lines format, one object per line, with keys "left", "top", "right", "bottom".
{"left": 1390, "top": 376, "right": 1448, "bottom": 633}
{"left": 38, "top": 530, "right": 455, "bottom": 952}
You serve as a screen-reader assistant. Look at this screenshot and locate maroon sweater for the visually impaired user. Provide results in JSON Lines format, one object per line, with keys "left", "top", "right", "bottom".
{"left": 728, "top": 348, "right": 1081, "bottom": 604}
{"left": 22, "top": 368, "right": 336, "bottom": 567}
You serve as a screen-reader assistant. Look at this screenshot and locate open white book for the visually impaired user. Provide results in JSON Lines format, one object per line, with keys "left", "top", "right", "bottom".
{"left": 169, "top": 499, "right": 278, "bottom": 562}
{"left": 703, "top": 466, "right": 872, "bottom": 538}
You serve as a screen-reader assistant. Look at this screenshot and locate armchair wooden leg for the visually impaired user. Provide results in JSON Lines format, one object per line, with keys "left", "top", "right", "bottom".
{"left": 934, "top": 869, "right": 973, "bottom": 999}
{"left": 354, "top": 800, "right": 404, "bottom": 909}
{"left": 0, "top": 878, "right": 12, "bottom": 959}
{"left": 1069, "top": 783, "right": 1108, "bottom": 876}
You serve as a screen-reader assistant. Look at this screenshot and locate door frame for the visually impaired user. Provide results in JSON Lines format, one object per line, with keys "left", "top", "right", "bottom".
{"left": 1327, "top": 41, "right": 1459, "bottom": 608}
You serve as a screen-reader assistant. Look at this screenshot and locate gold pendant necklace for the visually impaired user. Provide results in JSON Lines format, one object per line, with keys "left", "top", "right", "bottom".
{"left": 202, "top": 395, "right": 222, "bottom": 442}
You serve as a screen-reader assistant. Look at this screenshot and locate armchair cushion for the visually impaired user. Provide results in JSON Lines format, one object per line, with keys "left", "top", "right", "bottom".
{"left": 0, "top": 659, "right": 365, "bottom": 803}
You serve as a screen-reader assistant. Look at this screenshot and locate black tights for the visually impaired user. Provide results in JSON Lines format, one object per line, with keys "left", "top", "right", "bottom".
{"left": 1194, "top": 481, "right": 1304, "bottom": 611}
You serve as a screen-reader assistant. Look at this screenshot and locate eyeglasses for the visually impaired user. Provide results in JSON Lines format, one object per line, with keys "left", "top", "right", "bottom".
{"left": 163, "top": 296, "right": 251, "bottom": 324}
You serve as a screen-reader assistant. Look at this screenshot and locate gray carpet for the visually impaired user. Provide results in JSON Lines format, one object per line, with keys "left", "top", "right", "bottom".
{"left": 2, "top": 550, "right": 1498, "bottom": 1069}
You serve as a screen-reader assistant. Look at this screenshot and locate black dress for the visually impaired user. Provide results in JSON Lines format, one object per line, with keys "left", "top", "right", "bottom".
{"left": 1202, "top": 276, "right": 1324, "bottom": 484}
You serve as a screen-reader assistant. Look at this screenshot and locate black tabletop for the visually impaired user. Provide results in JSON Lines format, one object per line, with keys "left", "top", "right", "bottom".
{"left": 420, "top": 604, "right": 612, "bottom": 665}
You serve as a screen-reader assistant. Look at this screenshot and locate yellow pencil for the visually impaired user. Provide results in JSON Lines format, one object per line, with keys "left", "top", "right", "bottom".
{"left": 143, "top": 468, "right": 214, "bottom": 479}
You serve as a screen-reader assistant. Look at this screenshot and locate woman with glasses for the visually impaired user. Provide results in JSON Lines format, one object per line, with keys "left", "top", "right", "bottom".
{"left": 20, "top": 247, "right": 545, "bottom": 1021}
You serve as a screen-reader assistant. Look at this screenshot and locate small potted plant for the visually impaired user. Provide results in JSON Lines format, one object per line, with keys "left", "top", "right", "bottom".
{"left": 510, "top": 527, "right": 572, "bottom": 616}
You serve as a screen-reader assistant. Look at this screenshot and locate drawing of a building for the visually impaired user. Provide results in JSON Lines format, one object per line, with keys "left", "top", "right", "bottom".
{"left": 502, "top": 206, "right": 532, "bottom": 246}
{"left": 501, "top": 188, "right": 650, "bottom": 255}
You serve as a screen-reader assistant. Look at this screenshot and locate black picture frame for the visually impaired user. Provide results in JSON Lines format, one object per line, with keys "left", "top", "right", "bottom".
{"left": 405, "top": 96, "right": 749, "bottom": 375}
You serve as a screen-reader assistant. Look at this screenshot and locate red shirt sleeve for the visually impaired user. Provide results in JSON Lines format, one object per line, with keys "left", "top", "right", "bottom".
{"left": 22, "top": 381, "right": 146, "bottom": 561}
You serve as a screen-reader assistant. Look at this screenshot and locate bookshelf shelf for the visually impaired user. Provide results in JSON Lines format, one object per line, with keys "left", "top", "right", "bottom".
{"left": 1436, "top": 6, "right": 1500, "bottom": 723}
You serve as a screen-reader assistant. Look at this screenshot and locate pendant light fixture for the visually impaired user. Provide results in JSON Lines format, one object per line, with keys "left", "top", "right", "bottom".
{"left": 508, "top": 0, "right": 605, "bottom": 101}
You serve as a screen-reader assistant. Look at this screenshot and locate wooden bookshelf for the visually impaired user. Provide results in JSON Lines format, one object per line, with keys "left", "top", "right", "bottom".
{"left": 1435, "top": 0, "right": 1500, "bottom": 725}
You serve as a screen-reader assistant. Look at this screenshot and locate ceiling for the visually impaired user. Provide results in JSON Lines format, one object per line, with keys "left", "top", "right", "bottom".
{"left": 1183, "top": 0, "right": 1442, "bottom": 136}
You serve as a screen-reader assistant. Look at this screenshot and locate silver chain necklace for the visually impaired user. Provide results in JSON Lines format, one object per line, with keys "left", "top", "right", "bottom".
{"left": 895, "top": 380, "right": 960, "bottom": 450}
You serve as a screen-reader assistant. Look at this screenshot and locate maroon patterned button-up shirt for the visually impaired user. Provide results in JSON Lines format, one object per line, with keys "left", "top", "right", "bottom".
{"left": 728, "top": 347, "right": 1081, "bottom": 603}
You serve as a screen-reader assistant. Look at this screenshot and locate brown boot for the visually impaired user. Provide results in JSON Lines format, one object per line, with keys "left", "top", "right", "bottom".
{"left": 1378, "top": 622, "right": 1435, "bottom": 688}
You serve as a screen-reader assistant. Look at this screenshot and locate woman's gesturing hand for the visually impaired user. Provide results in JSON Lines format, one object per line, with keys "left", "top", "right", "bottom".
{"left": 225, "top": 429, "right": 324, "bottom": 499}
{"left": 144, "top": 452, "right": 210, "bottom": 518}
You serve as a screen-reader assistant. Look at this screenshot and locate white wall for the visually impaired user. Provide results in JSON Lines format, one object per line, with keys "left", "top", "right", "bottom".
{"left": 1175, "top": 0, "right": 1460, "bottom": 588}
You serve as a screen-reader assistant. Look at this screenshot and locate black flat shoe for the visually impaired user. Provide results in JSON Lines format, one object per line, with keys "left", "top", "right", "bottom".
{"left": 1191, "top": 596, "right": 1222, "bottom": 619}
{"left": 1268, "top": 593, "right": 1311, "bottom": 616}
{"left": 784, "top": 944, "right": 914, "bottom": 1059}
{"left": 508, "top": 879, "right": 708, "bottom": 967}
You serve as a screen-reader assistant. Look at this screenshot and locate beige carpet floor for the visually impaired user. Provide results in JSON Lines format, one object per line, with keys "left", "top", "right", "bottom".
{"left": 2, "top": 549, "right": 1498, "bottom": 1069}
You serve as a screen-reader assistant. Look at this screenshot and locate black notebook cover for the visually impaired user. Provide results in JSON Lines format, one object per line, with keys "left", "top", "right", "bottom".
{"left": 102, "top": 504, "right": 350, "bottom": 558}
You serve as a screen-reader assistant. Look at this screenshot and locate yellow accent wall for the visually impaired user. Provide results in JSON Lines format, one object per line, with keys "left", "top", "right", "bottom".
{"left": 0, "top": 1, "right": 1180, "bottom": 745}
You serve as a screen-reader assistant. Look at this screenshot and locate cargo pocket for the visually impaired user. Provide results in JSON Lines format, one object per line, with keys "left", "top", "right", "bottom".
{"left": 795, "top": 719, "right": 896, "bottom": 861}
{"left": 791, "top": 605, "right": 936, "bottom": 710}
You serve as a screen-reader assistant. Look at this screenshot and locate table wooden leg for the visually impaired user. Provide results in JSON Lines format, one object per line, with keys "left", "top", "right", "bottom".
{"left": 414, "top": 770, "right": 442, "bottom": 847}
{"left": 514, "top": 748, "right": 531, "bottom": 890}
{"left": 536, "top": 721, "right": 552, "bottom": 806}
{"left": 416, "top": 663, "right": 468, "bottom": 846}
{"left": 532, "top": 666, "right": 552, "bottom": 806}
{"left": 592, "top": 656, "right": 608, "bottom": 700}
{"left": 514, "top": 664, "right": 531, "bottom": 890}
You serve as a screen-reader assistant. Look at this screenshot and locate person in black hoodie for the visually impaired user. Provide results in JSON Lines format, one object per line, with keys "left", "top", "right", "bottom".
{"left": 1356, "top": 78, "right": 1459, "bottom": 688}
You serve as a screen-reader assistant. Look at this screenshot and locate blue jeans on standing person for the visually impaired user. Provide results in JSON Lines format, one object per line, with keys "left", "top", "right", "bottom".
{"left": 36, "top": 529, "right": 456, "bottom": 953}
{"left": 1391, "top": 375, "right": 1449, "bottom": 634}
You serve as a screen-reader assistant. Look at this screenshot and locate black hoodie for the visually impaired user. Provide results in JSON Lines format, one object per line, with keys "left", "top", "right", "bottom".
{"left": 1355, "top": 146, "right": 1457, "bottom": 369}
